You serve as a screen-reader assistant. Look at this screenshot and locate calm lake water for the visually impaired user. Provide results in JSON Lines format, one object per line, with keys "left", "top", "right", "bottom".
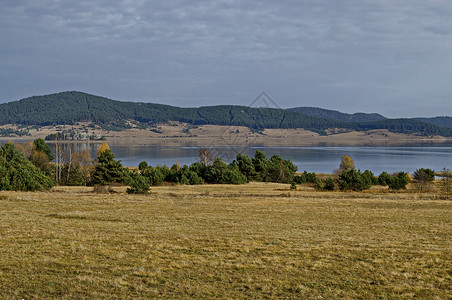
{"left": 55, "top": 142, "right": 452, "bottom": 174}
{"left": 3, "top": 140, "right": 451, "bottom": 174}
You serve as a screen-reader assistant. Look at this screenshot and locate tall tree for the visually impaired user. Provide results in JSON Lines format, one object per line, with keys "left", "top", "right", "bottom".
{"left": 92, "top": 149, "right": 127, "bottom": 186}
{"left": 235, "top": 153, "right": 256, "bottom": 180}
{"left": 252, "top": 150, "right": 269, "bottom": 181}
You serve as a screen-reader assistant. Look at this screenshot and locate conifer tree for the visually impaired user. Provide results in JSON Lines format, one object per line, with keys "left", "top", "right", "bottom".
{"left": 92, "top": 149, "right": 126, "bottom": 186}
{"left": 0, "top": 143, "right": 54, "bottom": 191}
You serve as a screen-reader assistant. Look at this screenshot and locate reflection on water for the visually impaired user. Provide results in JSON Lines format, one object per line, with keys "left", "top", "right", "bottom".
{"left": 2, "top": 140, "right": 451, "bottom": 174}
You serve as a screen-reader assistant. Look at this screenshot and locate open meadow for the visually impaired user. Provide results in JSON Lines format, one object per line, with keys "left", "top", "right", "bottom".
{"left": 1, "top": 183, "right": 451, "bottom": 299}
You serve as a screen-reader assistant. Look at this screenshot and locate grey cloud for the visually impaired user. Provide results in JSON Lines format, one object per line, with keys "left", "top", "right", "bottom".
{"left": 1, "top": 0, "right": 451, "bottom": 117}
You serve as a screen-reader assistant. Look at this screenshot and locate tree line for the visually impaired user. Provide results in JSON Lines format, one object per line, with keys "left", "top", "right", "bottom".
{"left": 291, "top": 155, "right": 442, "bottom": 192}
{"left": 289, "top": 107, "right": 387, "bottom": 122}
{"left": 0, "top": 141, "right": 299, "bottom": 193}
{"left": 0, "top": 140, "right": 449, "bottom": 194}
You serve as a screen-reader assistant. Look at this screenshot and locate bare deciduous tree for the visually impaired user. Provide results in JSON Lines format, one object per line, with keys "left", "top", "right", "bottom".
{"left": 199, "top": 148, "right": 213, "bottom": 166}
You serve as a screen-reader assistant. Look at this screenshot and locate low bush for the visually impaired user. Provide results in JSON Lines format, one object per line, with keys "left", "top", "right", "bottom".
{"left": 314, "top": 178, "right": 323, "bottom": 190}
{"left": 323, "top": 177, "right": 335, "bottom": 191}
{"left": 127, "top": 172, "right": 150, "bottom": 194}
{"left": 413, "top": 168, "right": 435, "bottom": 182}
{"left": 338, "top": 169, "right": 372, "bottom": 191}
{"left": 388, "top": 172, "right": 410, "bottom": 190}
{"left": 378, "top": 171, "right": 392, "bottom": 186}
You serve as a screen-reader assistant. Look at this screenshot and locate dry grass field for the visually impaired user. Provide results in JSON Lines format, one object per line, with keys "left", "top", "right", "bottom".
{"left": 1, "top": 183, "right": 451, "bottom": 299}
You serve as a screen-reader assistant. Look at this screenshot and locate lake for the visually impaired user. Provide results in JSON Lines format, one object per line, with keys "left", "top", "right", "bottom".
{"left": 55, "top": 142, "right": 452, "bottom": 174}
{"left": 3, "top": 140, "right": 451, "bottom": 174}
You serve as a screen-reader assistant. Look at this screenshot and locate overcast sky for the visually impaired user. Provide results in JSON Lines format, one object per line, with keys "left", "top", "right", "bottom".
{"left": 1, "top": 1, "right": 451, "bottom": 117}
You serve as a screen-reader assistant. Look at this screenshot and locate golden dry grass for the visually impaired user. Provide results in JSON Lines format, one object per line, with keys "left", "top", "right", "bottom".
{"left": 1, "top": 183, "right": 451, "bottom": 299}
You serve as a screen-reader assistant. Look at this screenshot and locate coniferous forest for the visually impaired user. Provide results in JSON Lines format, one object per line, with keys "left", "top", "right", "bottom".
{"left": 0, "top": 91, "right": 451, "bottom": 136}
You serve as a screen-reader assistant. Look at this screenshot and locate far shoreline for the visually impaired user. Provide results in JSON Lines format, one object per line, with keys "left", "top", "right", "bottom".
{"left": 1, "top": 123, "right": 451, "bottom": 147}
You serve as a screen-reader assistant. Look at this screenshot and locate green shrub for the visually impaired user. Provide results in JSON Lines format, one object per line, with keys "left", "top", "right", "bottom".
{"left": 188, "top": 171, "right": 204, "bottom": 185}
{"left": 323, "top": 176, "right": 335, "bottom": 191}
{"left": 314, "top": 178, "right": 323, "bottom": 190}
{"left": 189, "top": 162, "right": 206, "bottom": 179}
{"left": 148, "top": 166, "right": 166, "bottom": 186}
{"left": 138, "top": 161, "right": 148, "bottom": 172}
{"left": 292, "top": 175, "right": 306, "bottom": 184}
{"left": 127, "top": 172, "right": 150, "bottom": 194}
{"left": 221, "top": 166, "right": 248, "bottom": 184}
{"left": 293, "top": 171, "right": 317, "bottom": 184}
{"left": 338, "top": 169, "right": 371, "bottom": 191}
{"left": 413, "top": 168, "right": 435, "bottom": 182}
{"left": 388, "top": 172, "right": 410, "bottom": 190}
{"left": 304, "top": 171, "right": 317, "bottom": 184}
{"left": 266, "top": 155, "right": 298, "bottom": 183}
{"left": 362, "top": 170, "right": 378, "bottom": 186}
{"left": 378, "top": 171, "right": 392, "bottom": 186}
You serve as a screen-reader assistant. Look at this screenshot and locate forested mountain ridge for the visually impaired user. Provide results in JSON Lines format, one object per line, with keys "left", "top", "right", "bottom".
{"left": 0, "top": 91, "right": 347, "bottom": 132}
{"left": 414, "top": 117, "right": 452, "bottom": 128}
{"left": 288, "top": 107, "right": 387, "bottom": 122}
{"left": 1, "top": 91, "right": 451, "bottom": 137}
{"left": 290, "top": 107, "right": 452, "bottom": 129}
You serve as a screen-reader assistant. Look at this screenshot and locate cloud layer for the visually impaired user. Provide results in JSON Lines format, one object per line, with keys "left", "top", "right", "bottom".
{"left": 1, "top": 0, "right": 451, "bottom": 117}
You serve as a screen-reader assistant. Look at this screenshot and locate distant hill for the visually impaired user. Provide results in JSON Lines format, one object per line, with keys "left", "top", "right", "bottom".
{"left": 0, "top": 91, "right": 451, "bottom": 137}
{"left": 414, "top": 117, "right": 452, "bottom": 128}
{"left": 288, "top": 107, "right": 452, "bottom": 133}
{"left": 288, "top": 107, "right": 387, "bottom": 122}
{"left": 354, "top": 118, "right": 452, "bottom": 136}
{"left": 0, "top": 91, "right": 344, "bottom": 133}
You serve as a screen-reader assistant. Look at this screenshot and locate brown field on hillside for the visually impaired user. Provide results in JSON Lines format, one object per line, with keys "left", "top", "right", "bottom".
{"left": 2, "top": 122, "right": 450, "bottom": 146}
{"left": 1, "top": 183, "right": 451, "bottom": 299}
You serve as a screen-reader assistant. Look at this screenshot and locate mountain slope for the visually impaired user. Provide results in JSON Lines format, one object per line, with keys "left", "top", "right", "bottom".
{"left": 0, "top": 91, "right": 190, "bottom": 125}
{"left": 0, "top": 92, "right": 345, "bottom": 132}
{"left": 355, "top": 118, "right": 452, "bottom": 136}
{"left": 414, "top": 117, "right": 452, "bottom": 128}
{"left": 288, "top": 107, "right": 387, "bottom": 122}
{"left": 0, "top": 91, "right": 451, "bottom": 137}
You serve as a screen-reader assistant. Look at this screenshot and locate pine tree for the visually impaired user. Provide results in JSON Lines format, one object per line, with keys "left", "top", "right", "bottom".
{"left": 92, "top": 149, "right": 126, "bottom": 186}
{"left": 0, "top": 143, "right": 54, "bottom": 191}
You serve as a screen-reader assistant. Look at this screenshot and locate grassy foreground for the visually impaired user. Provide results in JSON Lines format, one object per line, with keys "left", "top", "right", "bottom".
{"left": 1, "top": 183, "right": 451, "bottom": 299}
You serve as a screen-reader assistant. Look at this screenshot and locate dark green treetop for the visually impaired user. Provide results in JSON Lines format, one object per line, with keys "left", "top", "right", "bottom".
{"left": 92, "top": 149, "right": 128, "bottom": 186}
